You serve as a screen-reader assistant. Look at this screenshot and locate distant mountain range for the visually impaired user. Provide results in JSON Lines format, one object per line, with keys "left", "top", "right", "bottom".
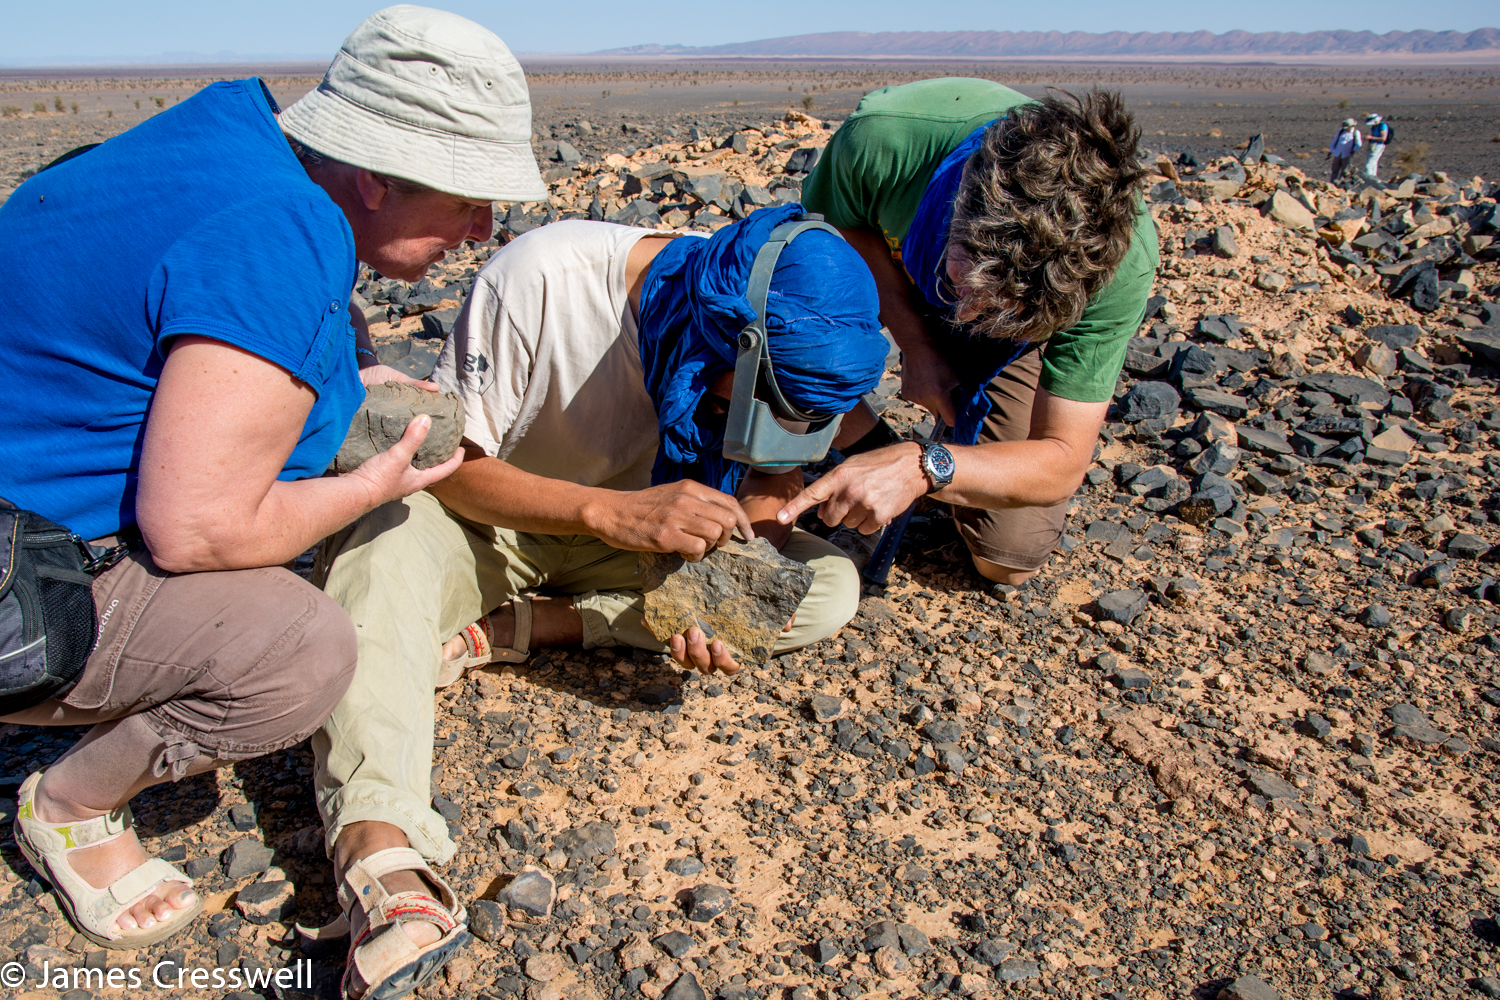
{"left": 595, "top": 28, "right": 1500, "bottom": 60}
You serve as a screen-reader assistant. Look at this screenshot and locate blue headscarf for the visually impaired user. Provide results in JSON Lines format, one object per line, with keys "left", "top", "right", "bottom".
{"left": 902, "top": 120, "right": 1031, "bottom": 446}
{"left": 638, "top": 203, "right": 887, "bottom": 495}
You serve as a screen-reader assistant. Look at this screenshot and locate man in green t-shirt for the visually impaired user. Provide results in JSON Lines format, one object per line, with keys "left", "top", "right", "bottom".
{"left": 780, "top": 78, "right": 1159, "bottom": 586}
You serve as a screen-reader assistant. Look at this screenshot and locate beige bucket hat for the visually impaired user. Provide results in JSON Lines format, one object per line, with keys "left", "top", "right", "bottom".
{"left": 280, "top": 5, "right": 546, "bottom": 202}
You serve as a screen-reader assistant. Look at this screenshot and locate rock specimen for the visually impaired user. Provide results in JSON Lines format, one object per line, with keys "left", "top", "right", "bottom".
{"left": 332, "top": 381, "right": 463, "bottom": 473}
{"left": 639, "top": 537, "right": 814, "bottom": 664}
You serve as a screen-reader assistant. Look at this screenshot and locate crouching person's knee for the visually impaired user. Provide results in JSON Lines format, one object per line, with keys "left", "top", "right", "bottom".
{"left": 157, "top": 571, "right": 359, "bottom": 762}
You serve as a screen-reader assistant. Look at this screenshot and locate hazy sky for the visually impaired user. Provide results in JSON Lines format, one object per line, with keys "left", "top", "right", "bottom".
{"left": 0, "top": 0, "right": 1494, "bottom": 63}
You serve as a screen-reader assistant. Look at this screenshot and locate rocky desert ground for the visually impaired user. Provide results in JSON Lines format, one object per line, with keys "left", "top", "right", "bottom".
{"left": 0, "top": 58, "right": 1498, "bottom": 1000}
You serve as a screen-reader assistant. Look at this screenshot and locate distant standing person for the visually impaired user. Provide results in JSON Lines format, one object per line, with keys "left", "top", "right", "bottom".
{"left": 1364, "top": 113, "right": 1391, "bottom": 180}
{"left": 1326, "top": 117, "right": 1362, "bottom": 183}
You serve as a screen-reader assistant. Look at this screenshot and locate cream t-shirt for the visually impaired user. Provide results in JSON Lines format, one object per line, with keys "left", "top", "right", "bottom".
{"left": 433, "top": 220, "right": 674, "bottom": 492}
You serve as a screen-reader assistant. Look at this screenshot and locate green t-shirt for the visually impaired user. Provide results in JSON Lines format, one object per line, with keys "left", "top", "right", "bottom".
{"left": 802, "top": 78, "right": 1160, "bottom": 403}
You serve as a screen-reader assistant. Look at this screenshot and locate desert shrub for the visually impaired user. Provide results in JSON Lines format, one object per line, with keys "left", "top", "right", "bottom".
{"left": 32, "top": 101, "right": 45, "bottom": 113}
{"left": 1394, "top": 142, "right": 1429, "bottom": 175}
{"left": 153, "top": 96, "right": 164, "bottom": 108}
{"left": 53, "top": 95, "right": 63, "bottom": 112}
{"left": 69, "top": 102, "right": 78, "bottom": 114}
{"left": 1, "top": 105, "right": 20, "bottom": 119}
{"left": 802, "top": 94, "right": 815, "bottom": 110}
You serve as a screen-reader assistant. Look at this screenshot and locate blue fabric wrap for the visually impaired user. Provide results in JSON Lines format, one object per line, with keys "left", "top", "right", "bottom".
{"left": 638, "top": 203, "right": 886, "bottom": 494}
{"left": 902, "top": 120, "right": 1030, "bottom": 446}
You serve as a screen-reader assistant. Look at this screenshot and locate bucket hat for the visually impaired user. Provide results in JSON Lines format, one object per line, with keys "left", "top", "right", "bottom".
{"left": 1364, "top": 113, "right": 1382, "bottom": 124}
{"left": 1341, "top": 118, "right": 1356, "bottom": 128}
{"left": 280, "top": 5, "right": 546, "bottom": 202}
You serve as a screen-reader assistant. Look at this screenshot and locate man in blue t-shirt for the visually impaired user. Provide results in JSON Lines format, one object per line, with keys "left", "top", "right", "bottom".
{"left": 0, "top": 6, "right": 544, "bottom": 976}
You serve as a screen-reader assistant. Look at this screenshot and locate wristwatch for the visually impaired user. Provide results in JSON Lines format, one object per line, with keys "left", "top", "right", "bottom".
{"left": 919, "top": 442, "right": 956, "bottom": 493}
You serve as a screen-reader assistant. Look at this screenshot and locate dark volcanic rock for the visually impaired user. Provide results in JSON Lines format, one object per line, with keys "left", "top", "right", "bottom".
{"left": 663, "top": 973, "right": 707, "bottom": 1000}
{"left": 333, "top": 381, "right": 463, "bottom": 473}
{"left": 222, "top": 840, "right": 274, "bottom": 880}
{"left": 501, "top": 868, "right": 557, "bottom": 918}
{"left": 686, "top": 884, "right": 733, "bottom": 922}
{"left": 1218, "top": 975, "right": 1280, "bottom": 1000}
{"left": 640, "top": 538, "right": 814, "bottom": 664}
{"left": 468, "top": 899, "right": 505, "bottom": 942}
{"left": 1120, "top": 381, "right": 1181, "bottom": 422}
{"left": 1098, "top": 590, "right": 1148, "bottom": 624}
{"left": 553, "top": 820, "right": 617, "bottom": 861}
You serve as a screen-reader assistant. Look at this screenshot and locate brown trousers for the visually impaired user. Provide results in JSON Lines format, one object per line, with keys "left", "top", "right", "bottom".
{"left": 2, "top": 550, "right": 358, "bottom": 778}
{"left": 952, "top": 346, "right": 1070, "bottom": 571}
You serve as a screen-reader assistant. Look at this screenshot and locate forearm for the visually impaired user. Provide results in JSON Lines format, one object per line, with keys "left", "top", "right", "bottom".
{"left": 936, "top": 438, "right": 1091, "bottom": 511}
{"left": 144, "top": 473, "right": 383, "bottom": 573}
{"left": 427, "top": 449, "right": 610, "bottom": 534}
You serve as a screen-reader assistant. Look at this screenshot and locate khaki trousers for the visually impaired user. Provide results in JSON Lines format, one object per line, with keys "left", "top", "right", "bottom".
{"left": 952, "top": 346, "right": 1070, "bottom": 571}
{"left": 311, "top": 489, "right": 858, "bottom": 861}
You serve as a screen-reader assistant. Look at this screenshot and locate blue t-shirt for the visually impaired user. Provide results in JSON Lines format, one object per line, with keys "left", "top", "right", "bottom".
{"left": 0, "top": 79, "right": 363, "bottom": 541}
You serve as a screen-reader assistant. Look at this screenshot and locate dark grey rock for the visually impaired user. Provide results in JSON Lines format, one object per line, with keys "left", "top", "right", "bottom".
{"left": 1237, "top": 426, "right": 1293, "bottom": 455}
{"left": 809, "top": 694, "right": 845, "bottom": 722}
{"left": 812, "top": 937, "right": 841, "bottom": 964}
{"left": 184, "top": 856, "right": 219, "bottom": 879}
{"left": 1184, "top": 387, "right": 1251, "bottom": 420}
{"left": 654, "top": 930, "right": 695, "bottom": 958}
{"left": 663, "top": 973, "right": 707, "bottom": 1000}
{"left": 640, "top": 538, "right": 813, "bottom": 664}
{"left": 468, "top": 899, "right": 505, "bottom": 942}
{"left": 1359, "top": 604, "right": 1393, "bottom": 628}
{"left": 332, "top": 382, "right": 463, "bottom": 474}
{"left": 1120, "top": 381, "right": 1180, "bottom": 422}
{"left": 1244, "top": 469, "right": 1284, "bottom": 495}
{"left": 1247, "top": 771, "right": 1298, "bottom": 799}
{"left": 228, "top": 803, "right": 257, "bottom": 832}
{"left": 1364, "top": 324, "right": 1422, "bottom": 350}
{"left": 1217, "top": 975, "right": 1280, "bottom": 1000}
{"left": 235, "top": 880, "right": 295, "bottom": 924}
{"left": 686, "top": 884, "right": 733, "bottom": 922}
{"left": 862, "top": 920, "right": 901, "bottom": 952}
{"left": 1212, "top": 225, "right": 1240, "bottom": 258}
{"left": 896, "top": 923, "right": 929, "bottom": 956}
{"left": 1187, "top": 441, "right": 1241, "bottom": 477}
{"left": 1475, "top": 975, "right": 1500, "bottom": 998}
{"left": 1297, "top": 373, "right": 1391, "bottom": 406}
{"left": 1177, "top": 485, "right": 1235, "bottom": 526}
{"left": 996, "top": 959, "right": 1041, "bottom": 982}
{"left": 665, "top": 856, "right": 704, "bottom": 877}
{"left": 554, "top": 820, "right": 616, "bottom": 861}
{"left": 1385, "top": 703, "right": 1451, "bottom": 746}
{"left": 1447, "top": 532, "right": 1490, "bottom": 559}
{"left": 920, "top": 720, "right": 963, "bottom": 744}
{"left": 972, "top": 937, "right": 1015, "bottom": 966}
{"left": 1349, "top": 834, "right": 1371, "bottom": 856}
{"left": 1298, "top": 714, "right": 1332, "bottom": 738}
{"left": 1098, "top": 590, "right": 1148, "bottom": 625}
{"left": 222, "top": 839, "right": 275, "bottom": 880}
{"left": 501, "top": 868, "right": 556, "bottom": 918}
{"left": 1110, "top": 668, "right": 1152, "bottom": 690}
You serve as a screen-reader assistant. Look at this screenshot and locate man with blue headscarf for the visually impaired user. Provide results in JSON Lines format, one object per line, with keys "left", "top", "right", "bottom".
{"left": 307, "top": 204, "right": 888, "bottom": 956}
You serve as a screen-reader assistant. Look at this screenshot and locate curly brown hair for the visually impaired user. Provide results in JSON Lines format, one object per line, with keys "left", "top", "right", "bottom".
{"left": 946, "top": 88, "right": 1147, "bottom": 343}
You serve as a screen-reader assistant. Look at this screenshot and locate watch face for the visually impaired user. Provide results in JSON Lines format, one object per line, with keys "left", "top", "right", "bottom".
{"left": 926, "top": 444, "right": 956, "bottom": 483}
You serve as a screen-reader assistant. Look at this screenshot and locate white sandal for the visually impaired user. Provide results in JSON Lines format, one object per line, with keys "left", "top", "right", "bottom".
{"left": 297, "top": 847, "right": 469, "bottom": 1000}
{"left": 14, "top": 771, "right": 203, "bottom": 949}
{"left": 436, "top": 596, "right": 533, "bottom": 688}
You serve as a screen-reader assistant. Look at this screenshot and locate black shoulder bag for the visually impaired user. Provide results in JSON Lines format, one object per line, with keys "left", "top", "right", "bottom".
{"left": 0, "top": 499, "right": 126, "bottom": 714}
